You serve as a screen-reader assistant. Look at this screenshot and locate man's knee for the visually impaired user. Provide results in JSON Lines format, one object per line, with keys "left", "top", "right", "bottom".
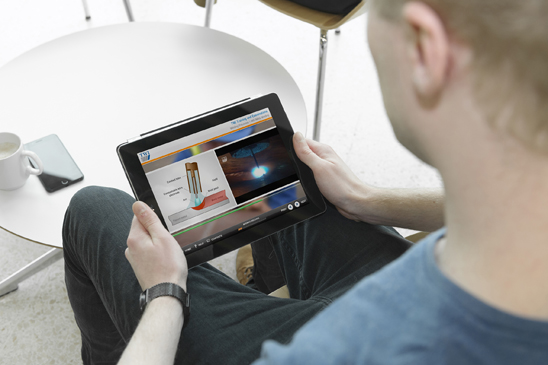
{"left": 67, "top": 186, "right": 131, "bottom": 218}
{"left": 63, "top": 186, "right": 133, "bottom": 245}
{"left": 68, "top": 185, "right": 106, "bottom": 212}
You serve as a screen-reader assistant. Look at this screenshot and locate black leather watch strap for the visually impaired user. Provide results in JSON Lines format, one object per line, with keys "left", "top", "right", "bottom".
{"left": 139, "top": 282, "right": 190, "bottom": 328}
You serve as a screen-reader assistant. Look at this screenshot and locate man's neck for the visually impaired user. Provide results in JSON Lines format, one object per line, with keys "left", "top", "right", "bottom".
{"left": 435, "top": 138, "right": 548, "bottom": 321}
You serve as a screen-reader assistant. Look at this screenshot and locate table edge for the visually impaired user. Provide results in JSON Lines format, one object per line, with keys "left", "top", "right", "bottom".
{"left": 0, "top": 225, "right": 62, "bottom": 249}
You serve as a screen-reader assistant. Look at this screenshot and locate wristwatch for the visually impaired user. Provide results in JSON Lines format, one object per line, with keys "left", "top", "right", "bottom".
{"left": 139, "top": 282, "right": 190, "bottom": 328}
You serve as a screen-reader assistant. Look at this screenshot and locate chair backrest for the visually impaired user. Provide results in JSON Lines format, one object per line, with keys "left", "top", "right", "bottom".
{"left": 258, "top": 0, "right": 367, "bottom": 30}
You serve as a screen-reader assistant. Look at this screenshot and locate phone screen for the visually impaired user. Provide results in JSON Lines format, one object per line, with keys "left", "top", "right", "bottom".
{"left": 25, "top": 134, "right": 84, "bottom": 192}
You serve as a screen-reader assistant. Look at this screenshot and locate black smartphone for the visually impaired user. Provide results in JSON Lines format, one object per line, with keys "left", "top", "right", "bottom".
{"left": 25, "top": 134, "right": 84, "bottom": 193}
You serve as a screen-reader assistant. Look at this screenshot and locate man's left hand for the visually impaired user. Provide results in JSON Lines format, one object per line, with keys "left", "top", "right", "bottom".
{"left": 125, "top": 201, "right": 188, "bottom": 292}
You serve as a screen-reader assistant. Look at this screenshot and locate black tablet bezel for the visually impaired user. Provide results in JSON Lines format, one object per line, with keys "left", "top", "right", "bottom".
{"left": 117, "top": 93, "right": 326, "bottom": 267}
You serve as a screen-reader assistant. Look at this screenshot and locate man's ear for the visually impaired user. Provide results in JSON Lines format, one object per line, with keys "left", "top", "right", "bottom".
{"left": 403, "top": 2, "right": 450, "bottom": 102}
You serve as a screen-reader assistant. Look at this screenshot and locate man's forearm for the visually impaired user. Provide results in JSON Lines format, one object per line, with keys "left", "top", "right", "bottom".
{"left": 355, "top": 187, "right": 445, "bottom": 232}
{"left": 118, "top": 297, "right": 184, "bottom": 365}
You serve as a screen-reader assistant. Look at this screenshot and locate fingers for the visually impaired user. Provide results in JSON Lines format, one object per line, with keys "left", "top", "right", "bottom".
{"left": 127, "top": 201, "right": 170, "bottom": 253}
{"left": 293, "top": 132, "right": 322, "bottom": 169}
{"left": 306, "top": 138, "right": 332, "bottom": 158}
{"left": 127, "top": 215, "right": 148, "bottom": 248}
{"left": 293, "top": 132, "right": 339, "bottom": 167}
{"left": 132, "top": 201, "right": 169, "bottom": 241}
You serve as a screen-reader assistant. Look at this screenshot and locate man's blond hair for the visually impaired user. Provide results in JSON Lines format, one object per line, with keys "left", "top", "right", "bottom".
{"left": 371, "top": 0, "right": 548, "bottom": 152}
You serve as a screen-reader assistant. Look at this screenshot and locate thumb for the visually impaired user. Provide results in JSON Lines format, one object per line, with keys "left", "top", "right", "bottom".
{"left": 293, "top": 132, "right": 321, "bottom": 169}
{"left": 132, "top": 201, "right": 168, "bottom": 241}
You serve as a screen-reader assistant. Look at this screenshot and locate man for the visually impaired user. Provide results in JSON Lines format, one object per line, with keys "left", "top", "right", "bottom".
{"left": 64, "top": 0, "right": 548, "bottom": 363}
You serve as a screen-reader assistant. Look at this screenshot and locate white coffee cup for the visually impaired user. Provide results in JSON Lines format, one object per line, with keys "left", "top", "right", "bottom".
{"left": 0, "top": 132, "right": 44, "bottom": 190}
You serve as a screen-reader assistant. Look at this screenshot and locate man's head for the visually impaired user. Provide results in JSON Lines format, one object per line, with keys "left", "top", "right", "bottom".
{"left": 367, "top": 0, "right": 548, "bottom": 166}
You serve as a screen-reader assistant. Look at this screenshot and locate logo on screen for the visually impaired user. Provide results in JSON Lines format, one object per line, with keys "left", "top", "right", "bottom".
{"left": 139, "top": 151, "right": 150, "bottom": 163}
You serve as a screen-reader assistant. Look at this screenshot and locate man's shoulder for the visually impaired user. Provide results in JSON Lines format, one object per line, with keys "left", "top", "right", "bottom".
{"left": 325, "top": 229, "right": 548, "bottom": 363}
{"left": 345, "top": 231, "right": 448, "bottom": 337}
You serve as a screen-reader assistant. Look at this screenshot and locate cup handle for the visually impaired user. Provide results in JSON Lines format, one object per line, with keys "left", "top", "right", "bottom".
{"left": 22, "top": 150, "right": 44, "bottom": 176}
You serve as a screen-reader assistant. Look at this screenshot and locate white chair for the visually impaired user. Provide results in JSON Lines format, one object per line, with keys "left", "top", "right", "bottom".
{"left": 258, "top": 0, "right": 367, "bottom": 141}
{"left": 193, "top": 0, "right": 367, "bottom": 140}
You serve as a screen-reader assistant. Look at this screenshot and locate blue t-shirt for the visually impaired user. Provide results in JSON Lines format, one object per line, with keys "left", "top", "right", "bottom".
{"left": 254, "top": 229, "right": 548, "bottom": 364}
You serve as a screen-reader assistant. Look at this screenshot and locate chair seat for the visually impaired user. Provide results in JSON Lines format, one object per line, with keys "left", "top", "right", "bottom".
{"left": 194, "top": 0, "right": 216, "bottom": 8}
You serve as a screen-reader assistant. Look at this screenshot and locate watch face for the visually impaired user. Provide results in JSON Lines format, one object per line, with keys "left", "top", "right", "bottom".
{"left": 139, "top": 291, "right": 147, "bottom": 312}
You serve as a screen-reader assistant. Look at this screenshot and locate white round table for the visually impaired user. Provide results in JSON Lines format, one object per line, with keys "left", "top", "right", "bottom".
{"left": 0, "top": 22, "right": 307, "bottom": 295}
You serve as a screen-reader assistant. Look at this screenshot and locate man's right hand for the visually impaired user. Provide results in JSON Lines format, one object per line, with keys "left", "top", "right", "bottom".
{"left": 293, "top": 132, "right": 445, "bottom": 231}
{"left": 292, "top": 132, "right": 376, "bottom": 222}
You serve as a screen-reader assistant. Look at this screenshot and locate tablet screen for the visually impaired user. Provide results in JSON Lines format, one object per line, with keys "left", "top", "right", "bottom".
{"left": 137, "top": 107, "right": 308, "bottom": 254}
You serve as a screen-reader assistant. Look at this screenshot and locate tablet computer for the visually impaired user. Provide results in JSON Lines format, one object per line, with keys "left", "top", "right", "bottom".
{"left": 117, "top": 93, "right": 326, "bottom": 268}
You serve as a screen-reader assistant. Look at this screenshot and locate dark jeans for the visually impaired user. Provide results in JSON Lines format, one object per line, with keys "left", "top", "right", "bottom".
{"left": 247, "top": 237, "right": 286, "bottom": 294}
{"left": 63, "top": 186, "right": 411, "bottom": 364}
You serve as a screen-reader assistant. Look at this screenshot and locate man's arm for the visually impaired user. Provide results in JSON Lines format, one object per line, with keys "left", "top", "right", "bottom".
{"left": 118, "top": 297, "right": 183, "bottom": 365}
{"left": 352, "top": 187, "right": 444, "bottom": 232}
{"left": 292, "top": 132, "right": 444, "bottom": 232}
{"left": 118, "top": 201, "right": 189, "bottom": 365}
